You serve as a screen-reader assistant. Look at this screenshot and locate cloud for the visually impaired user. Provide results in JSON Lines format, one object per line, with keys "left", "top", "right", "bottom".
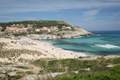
{"left": 83, "top": 10, "right": 99, "bottom": 16}
{"left": 0, "top": 16, "right": 35, "bottom": 22}
{"left": 0, "top": 0, "right": 120, "bottom": 14}
{"left": 74, "top": 19, "right": 120, "bottom": 31}
{"left": 82, "top": 9, "right": 99, "bottom": 21}
{"left": 0, "top": 16, "right": 16, "bottom": 18}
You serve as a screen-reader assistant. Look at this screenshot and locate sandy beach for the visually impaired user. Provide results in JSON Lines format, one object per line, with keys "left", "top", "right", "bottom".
{"left": 0, "top": 37, "right": 84, "bottom": 61}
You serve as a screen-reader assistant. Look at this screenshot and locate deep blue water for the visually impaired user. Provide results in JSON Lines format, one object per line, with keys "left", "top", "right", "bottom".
{"left": 43, "top": 31, "right": 120, "bottom": 56}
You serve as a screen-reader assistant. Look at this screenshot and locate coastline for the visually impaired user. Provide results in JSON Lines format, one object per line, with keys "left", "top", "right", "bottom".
{"left": 42, "top": 40, "right": 87, "bottom": 56}
{"left": 0, "top": 37, "right": 85, "bottom": 62}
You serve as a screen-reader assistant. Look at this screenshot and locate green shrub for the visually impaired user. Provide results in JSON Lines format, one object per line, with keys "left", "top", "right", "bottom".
{"left": 54, "top": 65, "right": 120, "bottom": 80}
{"left": 25, "top": 71, "right": 34, "bottom": 74}
{"left": 15, "top": 66, "right": 29, "bottom": 69}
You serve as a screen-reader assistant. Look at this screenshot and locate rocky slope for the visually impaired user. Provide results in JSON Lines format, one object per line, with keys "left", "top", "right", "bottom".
{"left": 0, "top": 20, "right": 94, "bottom": 40}
{"left": 27, "top": 27, "right": 93, "bottom": 40}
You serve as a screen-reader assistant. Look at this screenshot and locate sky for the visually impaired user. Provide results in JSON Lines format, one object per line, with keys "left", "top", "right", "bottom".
{"left": 0, "top": 0, "right": 120, "bottom": 31}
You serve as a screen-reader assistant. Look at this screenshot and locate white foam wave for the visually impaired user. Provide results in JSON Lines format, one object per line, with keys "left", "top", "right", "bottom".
{"left": 95, "top": 44, "right": 120, "bottom": 49}
{"left": 42, "top": 41, "right": 87, "bottom": 56}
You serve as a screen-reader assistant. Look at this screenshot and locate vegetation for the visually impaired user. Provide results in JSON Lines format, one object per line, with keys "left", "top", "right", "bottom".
{"left": 0, "top": 42, "right": 42, "bottom": 60}
{"left": 0, "top": 75, "right": 22, "bottom": 80}
{"left": 32, "top": 57, "right": 120, "bottom": 72}
{"left": 25, "top": 71, "right": 34, "bottom": 74}
{"left": 0, "top": 20, "right": 72, "bottom": 28}
{"left": 0, "top": 42, "right": 6, "bottom": 48}
{"left": 13, "top": 31, "right": 49, "bottom": 37}
{"left": 54, "top": 65, "right": 120, "bottom": 80}
{"left": 0, "top": 49, "right": 42, "bottom": 58}
{"left": 15, "top": 66, "right": 29, "bottom": 69}
{"left": 0, "top": 42, "right": 120, "bottom": 80}
{"left": 13, "top": 33, "right": 27, "bottom": 37}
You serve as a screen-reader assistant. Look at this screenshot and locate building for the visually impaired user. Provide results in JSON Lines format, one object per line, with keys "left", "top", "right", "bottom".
{"left": 5, "top": 27, "right": 28, "bottom": 33}
{"left": 47, "top": 29, "right": 51, "bottom": 32}
{"left": 35, "top": 29, "right": 41, "bottom": 32}
{"left": 50, "top": 26, "right": 58, "bottom": 31}
{"left": 66, "top": 26, "right": 72, "bottom": 30}
{"left": 62, "top": 26, "right": 71, "bottom": 30}
{"left": 42, "top": 27, "right": 48, "bottom": 31}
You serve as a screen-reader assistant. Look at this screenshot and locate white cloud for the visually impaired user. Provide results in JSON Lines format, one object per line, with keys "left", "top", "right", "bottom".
{"left": 82, "top": 9, "right": 99, "bottom": 21}
{"left": 83, "top": 10, "right": 99, "bottom": 16}
{"left": 0, "top": 16, "right": 35, "bottom": 21}
{"left": 0, "top": 16, "right": 16, "bottom": 18}
{"left": 0, "top": 0, "right": 120, "bottom": 14}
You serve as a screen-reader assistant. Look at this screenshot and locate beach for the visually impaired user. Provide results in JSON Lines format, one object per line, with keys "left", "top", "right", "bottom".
{"left": 0, "top": 37, "right": 120, "bottom": 80}
{"left": 0, "top": 37, "right": 84, "bottom": 62}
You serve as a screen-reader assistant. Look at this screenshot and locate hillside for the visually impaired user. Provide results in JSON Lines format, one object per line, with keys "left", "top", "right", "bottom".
{"left": 0, "top": 20, "right": 93, "bottom": 39}
{"left": 0, "top": 20, "right": 72, "bottom": 28}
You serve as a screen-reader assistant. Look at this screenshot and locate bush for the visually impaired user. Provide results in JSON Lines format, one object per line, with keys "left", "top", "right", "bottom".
{"left": 25, "top": 71, "right": 34, "bottom": 74}
{"left": 54, "top": 65, "right": 120, "bottom": 80}
{"left": 15, "top": 66, "right": 29, "bottom": 69}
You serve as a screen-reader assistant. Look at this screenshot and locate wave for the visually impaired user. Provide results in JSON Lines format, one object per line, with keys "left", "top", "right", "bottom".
{"left": 94, "top": 44, "right": 120, "bottom": 49}
{"left": 42, "top": 41, "right": 87, "bottom": 56}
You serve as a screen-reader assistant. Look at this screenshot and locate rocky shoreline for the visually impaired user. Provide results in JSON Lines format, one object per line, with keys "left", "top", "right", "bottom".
{"left": 27, "top": 33, "right": 94, "bottom": 40}
{"left": 25, "top": 27, "right": 94, "bottom": 40}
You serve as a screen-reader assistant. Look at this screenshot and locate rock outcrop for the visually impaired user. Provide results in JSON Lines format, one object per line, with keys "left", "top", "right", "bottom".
{"left": 27, "top": 27, "right": 93, "bottom": 40}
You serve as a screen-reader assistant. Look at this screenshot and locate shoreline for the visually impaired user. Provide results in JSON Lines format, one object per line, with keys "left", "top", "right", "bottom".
{"left": 0, "top": 36, "right": 120, "bottom": 63}
{"left": 0, "top": 37, "right": 85, "bottom": 62}
{"left": 42, "top": 40, "right": 87, "bottom": 56}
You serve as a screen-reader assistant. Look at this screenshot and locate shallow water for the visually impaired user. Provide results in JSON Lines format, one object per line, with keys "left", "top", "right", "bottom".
{"left": 43, "top": 31, "right": 120, "bottom": 56}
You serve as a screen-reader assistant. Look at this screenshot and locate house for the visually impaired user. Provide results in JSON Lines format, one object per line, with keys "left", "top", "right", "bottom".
{"left": 5, "top": 27, "right": 28, "bottom": 33}
{"left": 12, "top": 24, "right": 16, "bottom": 27}
{"left": 42, "top": 27, "right": 48, "bottom": 31}
{"left": 66, "top": 26, "right": 72, "bottom": 30}
{"left": 47, "top": 29, "right": 51, "bottom": 32}
{"left": 35, "top": 29, "right": 41, "bottom": 32}
{"left": 50, "top": 26, "right": 58, "bottom": 31}
{"left": 16, "top": 24, "right": 19, "bottom": 26}
{"left": 62, "top": 26, "right": 66, "bottom": 29}
{"left": 62, "top": 26, "right": 71, "bottom": 30}
{"left": 27, "top": 24, "right": 34, "bottom": 27}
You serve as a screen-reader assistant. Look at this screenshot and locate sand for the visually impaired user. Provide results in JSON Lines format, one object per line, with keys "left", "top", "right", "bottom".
{"left": 0, "top": 37, "right": 85, "bottom": 60}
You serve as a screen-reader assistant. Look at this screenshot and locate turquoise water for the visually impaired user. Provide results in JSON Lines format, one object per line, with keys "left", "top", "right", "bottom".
{"left": 43, "top": 31, "right": 120, "bottom": 56}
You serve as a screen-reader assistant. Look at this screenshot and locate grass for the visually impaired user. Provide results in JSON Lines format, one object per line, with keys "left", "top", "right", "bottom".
{"left": 4, "top": 63, "right": 12, "bottom": 65}
{"left": 54, "top": 65, "right": 120, "bottom": 80}
{"left": 15, "top": 66, "right": 29, "bottom": 69}
{"left": 0, "top": 42, "right": 120, "bottom": 80}
{"left": 25, "top": 71, "right": 34, "bottom": 74}
{"left": 0, "top": 48, "right": 42, "bottom": 58}
{"left": 0, "top": 42, "right": 7, "bottom": 48}
{"left": 1, "top": 75, "right": 22, "bottom": 80}
{"left": 13, "top": 33, "right": 27, "bottom": 37}
{"left": 31, "top": 57, "right": 120, "bottom": 74}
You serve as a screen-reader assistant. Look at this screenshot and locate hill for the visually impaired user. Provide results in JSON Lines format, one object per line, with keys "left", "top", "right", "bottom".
{"left": 0, "top": 20, "right": 93, "bottom": 39}
{"left": 0, "top": 20, "right": 72, "bottom": 28}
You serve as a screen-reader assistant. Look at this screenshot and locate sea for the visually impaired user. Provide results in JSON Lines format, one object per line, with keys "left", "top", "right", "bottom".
{"left": 43, "top": 30, "right": 120, "bottom": 56}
